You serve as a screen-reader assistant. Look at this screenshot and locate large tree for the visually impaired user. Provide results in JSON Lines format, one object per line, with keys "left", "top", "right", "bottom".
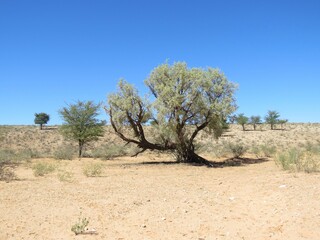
{"left": 34, "top": 112, "right": 50, "bottom": 130}
{"left": 107, "top": 62, "right": 237, "bottom": 165}
{"left": 59, "top": 101, "right": 105, "bottom": 158}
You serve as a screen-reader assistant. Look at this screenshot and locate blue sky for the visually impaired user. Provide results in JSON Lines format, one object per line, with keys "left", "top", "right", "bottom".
{"left": 0, "top": 0, "right": 319, "bottom": 125}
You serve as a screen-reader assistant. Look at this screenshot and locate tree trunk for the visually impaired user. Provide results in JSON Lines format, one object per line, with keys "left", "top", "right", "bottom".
{"left": 253, "top": 124, "right": 256, "bottom": 131}
{"left": 40, "top": 124, "right": 43, "bottom": 130}
{"left": 242, "top": 124, "right": 245, "bottom": 131}
{"left": 175, "top": 145, "right": 212, "bottom": 166}
{"left": 78, "top": 140, "right": 84, "bottom": 158}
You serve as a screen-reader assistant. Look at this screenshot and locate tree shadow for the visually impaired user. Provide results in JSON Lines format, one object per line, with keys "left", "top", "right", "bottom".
{"left": 132, "top": 157, "right": 269, "bottom": 168}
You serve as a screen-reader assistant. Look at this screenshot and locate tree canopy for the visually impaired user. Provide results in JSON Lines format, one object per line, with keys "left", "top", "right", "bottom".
{"left": 236, "top": 113, "right": 248, "bottom": 131}
{"left": 59, "top": 101, "right": 105, "bottom": 158}
{"left": 265, "top": 110, "right": 280, "bottom": 130}
{"left": 107, "top": 62, "right": 237, "bottom": 164}
{"left": 34, "top": 112, "right": 50, "bottom": 130}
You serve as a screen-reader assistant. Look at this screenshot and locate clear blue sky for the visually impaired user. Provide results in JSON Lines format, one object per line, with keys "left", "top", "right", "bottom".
{"left": 1, "top": 0, "right": 319, "bottom": 125}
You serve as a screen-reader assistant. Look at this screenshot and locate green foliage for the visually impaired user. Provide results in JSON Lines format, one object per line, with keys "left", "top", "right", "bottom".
{"left": 265, "top": 110, "right": 280, "bottom": 130}
{"left": 34, "top": 113, "right": 50, "bottom": 130}
{"left": 260, "top": 144, "right": 277, "bottom": 157}
{"left": 59, "top": 101, "right": 105, "bottom": 158}
{"left": 83, "top": 163, "right": 104, "bottom": 177}
{"left": 225, "top": 141, "right": 248, "bottom": 158}
{"left": 53, "top": 145, "right": 75, "bottom": 160}
{"left": 107, "top": 62, "right": 237, "bottom": 163}
{"left": 278, "top": 119, "right": 288, "bottom": 129}
{"left": 276, "top": 148, "right": 320, "bottom": 173}
{"left": 92, "top": 144, "right": 127, "bottom": 160}
{"left": 71, "top": 213, "right": 89, "bottom": 235}
{"left": 32, "top": 162, "right": 56, "bottom": 176}
{"left": 250, "top": 115, "right": 261, "bottom": 130}
{"left": 236, "top": 114, "right": 248, "bottom": 131}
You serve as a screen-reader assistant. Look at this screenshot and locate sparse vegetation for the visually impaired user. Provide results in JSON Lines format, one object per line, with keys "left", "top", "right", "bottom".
{"left": 225, "top": 141, "right": 248, "bottom": 158}
{"left": 275, "top": 148, "right": 320, "bottom": 173}
{"left": 53, "top": 145, "right": 74, "bottom": 160}
{"left": 32, "top": 162, "right": 56, "bottom": 176}
{"left": 91, "top": 144, "right": 127, "bottom": 160}
{"left": 57, "top": 170, "right": 74, "bottom": 182}
{"left": 71, "top": 213, "right": 89, "bottom": 235}
{"left": 260, "top": 144, "right": 277, "bottom": 157}
{"left": 83, "top": 163, "right": 104, "bottom": 177}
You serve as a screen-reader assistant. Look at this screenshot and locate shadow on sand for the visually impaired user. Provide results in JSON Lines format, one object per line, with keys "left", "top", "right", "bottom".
{"left": 136, "top": 157, "right": 269, "bottom": 168}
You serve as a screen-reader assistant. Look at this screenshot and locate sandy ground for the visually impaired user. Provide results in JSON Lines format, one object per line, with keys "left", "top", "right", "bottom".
{"left": 1, "top": 154, "right": 319, "bottom": 240}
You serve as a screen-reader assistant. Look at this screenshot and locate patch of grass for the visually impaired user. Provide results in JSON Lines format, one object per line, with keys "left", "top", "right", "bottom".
{"left": 0, "top": 149, "right": 26, "bottom": 182}
{"left": 260, "top": 144, "right": 277, "bottom": 157}
{"left": 91, "top": 144, "right": 127, "bottom": 160}
{"left": 32, "top": 162, "right": 56, "bottom": 176}
{"left": 57, "top": 170, "right": 74, "bottom": 182}
{"left": 275, "top": 148, "right": 320, "bottom": 173}
{"left": 83, "top": 163, "right": 104, "bottom": 177}
{"left": 53, "top": 145, "right": 74, "bottom": 160}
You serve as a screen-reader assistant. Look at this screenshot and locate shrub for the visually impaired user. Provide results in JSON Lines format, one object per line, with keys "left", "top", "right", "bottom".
{"left": 32, "top": 162, "right": 56, "bottom": 176}
{"left": 260, "top": 144, "right": 277, "bottom": 157}
{"left": 275, "top": 148, "right": 320, "bottom": 173}
{"left": 0, "top": 149, "right": 19, "bottom": 182}
{"left": 53, "top": 145, "right": 74, "bottom": 160}
{"left": 71, "top": 213, "right": 89, "bottom": 235}
{"left": 83, "top": 163, "right": 104, "bottom": 177}
{"left": 225, "top": 141, "right": 247, "bottom": 158}
{"left": 0, "top": 166, "right": 16, "bottom": 182}
{"left": 92, "top": 144, "right": 127, "bottom": 160}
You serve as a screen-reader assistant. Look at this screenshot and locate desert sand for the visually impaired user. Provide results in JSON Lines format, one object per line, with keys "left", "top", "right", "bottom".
{"left": 1, "top": 124, "right": 320, "bottom": 239}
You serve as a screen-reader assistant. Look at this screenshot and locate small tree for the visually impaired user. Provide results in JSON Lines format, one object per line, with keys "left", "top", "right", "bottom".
{"left": 59, "top": 101, "right": 105, "bottom": 158}
{"left": 250, "top": 115, "right": 261, "bottom": 130}
{"left": 278, "top": 119, "right": 288, "bottom": 130}
{"left": 236, "top": 113, "right": 248, "bottom": 131}
{"left": 265, "top": 110, "right": 280, "bottom": 130}
{"left": 107, "top": 62, "right": 237, "bottom": 165}
{"left": 34, "top": 113, "right": 50, "bottom": 130}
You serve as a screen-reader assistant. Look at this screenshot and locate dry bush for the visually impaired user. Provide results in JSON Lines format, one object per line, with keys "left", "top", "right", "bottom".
{"left": 91, "top": 144, "right": 133, "bottom": 160}
{"left": 224, "top": 141, "right": 248, "bottom": 158}
{"left": 53, "top": 145, "right": 75, "bottom": 160}
{"left": 32, "top": 162, "right": 56, "bottom": 176}
{"left": 275, "top": 148, "right": 320, "bottom": 173}
{"left": 83, "top": 163, "right": 104, "bottom": 177}
{"left": 57, "top": 170, "right": 74, "bottom": 182}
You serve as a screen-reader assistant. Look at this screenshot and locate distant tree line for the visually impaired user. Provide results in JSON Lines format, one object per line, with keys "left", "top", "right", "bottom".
{"left": 232, "top": 110, "right": 288, "bottom": 131}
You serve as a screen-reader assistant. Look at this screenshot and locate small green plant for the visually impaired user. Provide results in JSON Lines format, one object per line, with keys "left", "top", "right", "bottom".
{"left": 83, "top": 163, "right": 104, "bottom": 177}
{"left": 53, "top": 145, "right": 74, "bottom": 160}
{"left": 71, "top": 213, "right": 89, "bottom": 235}
{"left": 32, "top": 162, "right": 56, "bottom": 176}
{"left": 57, "top": 170, "right": 74, "bottom": 182}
